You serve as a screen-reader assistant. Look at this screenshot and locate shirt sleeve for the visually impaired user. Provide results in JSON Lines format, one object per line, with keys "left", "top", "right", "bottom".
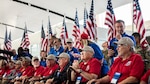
{"left": 130, "top": 54, "right": 144, "bottom": 80}
{"left": 141, "top": 70, "right": 150, "bottom": 83}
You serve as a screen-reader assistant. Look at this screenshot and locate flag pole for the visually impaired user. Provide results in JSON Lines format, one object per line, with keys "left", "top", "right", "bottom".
{"left": 131, "top": 1, "right": 134, "bottom": 33}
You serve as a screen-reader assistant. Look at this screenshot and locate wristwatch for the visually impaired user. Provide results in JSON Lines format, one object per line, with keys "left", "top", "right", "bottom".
{"left": 79, "top": 69, "right": 83, "bottom": 74}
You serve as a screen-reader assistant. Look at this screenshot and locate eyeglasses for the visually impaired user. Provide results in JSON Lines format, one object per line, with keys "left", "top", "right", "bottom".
{"left": 54, "top": 41, "right": 58, "bottom": 44}
{"left": 117, "top": 44, "right": 127, "bottom": 47}
{"left": 67, "top": 42, "right": 72, "bottom": 44}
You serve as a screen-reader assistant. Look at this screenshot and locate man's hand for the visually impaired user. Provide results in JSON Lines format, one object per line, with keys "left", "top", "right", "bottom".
{"left": 72, "top": 60, "right": 80, "bottom": 69}
{"left": 108, "top": 49, "right": 115, "bottom": 57}
{"left": 46, "top": 78, "right": 54, "bottom": 84}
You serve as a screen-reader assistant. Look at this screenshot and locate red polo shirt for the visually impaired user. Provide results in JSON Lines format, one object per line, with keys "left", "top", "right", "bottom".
{"left": 34, "top": 66, "right": 44, "bottom": 77}
{"left": 42, "top": 63, "right": 59, "bottom": 77}
{"left": 0, "top": 66, "right": 10, "bottom": 76}
{"left": 141, "top": 70, "right": 150, "bottom": 83}
{"left": 108, "top": 53, "right": 144, "bottom": 83}
{"left": 20, "top": 66, "right": 34, "bottom": 77}
{"left": 79, "top": 58, "right": 101, "bottom": 82}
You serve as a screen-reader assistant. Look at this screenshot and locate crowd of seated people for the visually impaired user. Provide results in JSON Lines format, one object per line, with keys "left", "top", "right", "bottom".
{"left": 0, "top": 31, "right": 150, "bottom": 84}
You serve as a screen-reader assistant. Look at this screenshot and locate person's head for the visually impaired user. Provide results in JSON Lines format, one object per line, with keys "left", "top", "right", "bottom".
{"left": 46, "top": 54, "right": 57, "bottom": 67}
{"left": 11, "top": 49, "right": 17, "bottom": 55}
{"left": 0, "top": 60, "right": 7, "bottom": 69}
{"left": 54, "top": 38, "right": 62, "bottom": 48}
{"left": 80, "top": 46, "right": 94, "bottom": 61}
{"left": 8, "top": 60, "right": 15, "bottom": 69}
{"left": 15, "top": 60, "right": 22, "bottom": 69}
{"left": 57, "top": 53, "right": 70, "bottom": 67}
{"left": 40, "top": 50, "right": 47, "bottom": 58}
{"left": 32, "top": 56, "right": 40, "bottom": 68}
{"left": 102, "top": 41, "right": 108, "bottom": 50}
{"left": 115, "top": 20, "right": 125, "bottom": 34}
{"left": 17, "top": 47, "right": 23, "bottom": 55}
{"left": 49, "top": 35, "right": 57, "bottom": 47}
{"left": 66, "top": 38, "right": 73, "bottom": 48}
{"left": 21, "top": 57, "right": 31, "bottom": 67}
{"left": 115, "top": 37, "right": 134, "bottom": 57}
{"left": 80, "top": 33, "right": 89, "bottom": 46}
{"left": 132, "top": 32, "right": 141, "bottom": 44}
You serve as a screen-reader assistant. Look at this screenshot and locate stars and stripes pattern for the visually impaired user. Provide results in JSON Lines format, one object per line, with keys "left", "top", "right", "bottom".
{"left": 41, "top": 24, "right": 48, "bottom": 51}
{"left": 4, "top": 27, "right": 12, "bottom": 51}
{"left": 47, "top": 16, "right": 53, "bottom": 47}
{"left": 86, "top": 0, "right": 97, "bottom": 41}
{"left": 133, "top": 0, "right": 149, "bottom": 48}
{"left": 83, "top": 7, "right": 89, "bottom": 35}
{"left": 60, "top": 16, "right": 68, "bottom": 45}
{"left": 20, "top": 24, "right": 30, "bottom": 49}
{"left": 72, "top": 9, "right": 81, "bottom": 48}
{"left": 104, "top": 0, "right": 116, "bottom": 44}
{"left": 47, "top": 16, "right": 53, "bottom": 39}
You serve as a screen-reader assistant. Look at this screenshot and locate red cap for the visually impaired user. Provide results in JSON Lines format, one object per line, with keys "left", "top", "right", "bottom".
{"left": 81, "top": 32, "right": 89, "bottom": 39}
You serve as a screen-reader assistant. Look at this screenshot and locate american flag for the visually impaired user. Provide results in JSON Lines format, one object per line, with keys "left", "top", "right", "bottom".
{"left": 41, "top": 24, "right": 48, "bottom": 51}
{"left": 86, "top": 0, "right": 97, "bottom": 41}
{"left": 47, "top": 16, "right": 53, "bottom": 47}
{"left": 83, "top": 7, "right": 89, "bottom": 36}
{"left": 133, "top": 0, "right": 149, "bottom": 48}
{"left": 4, "top": 27, "right": 12, "bottom": 51}
{"left": 47, "top": 16, "right": 53, "bottom": 39}
{"left": 104, "top": 0, "right": 116, "bottom": 45}
{"left": 20, "top": 24, "right": 30, "bottom": 49}
{"left": 60, "top": 16, "right": 68, "bottom": 45}
{"left": 72, "top": 9, "right": 81, "bottom": 48}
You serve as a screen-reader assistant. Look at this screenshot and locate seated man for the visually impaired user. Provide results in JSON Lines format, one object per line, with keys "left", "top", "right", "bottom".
{"left": 35, "top": 54, "right": 59, "bottom": 84}
{"left": 87, "top": 37, "right": 144, "bottom": 84}
{"left": 71, "top": 46, "right": 101, "bottom": 84}
{"left": 2, "top": 60, "right": 22, "bottom": 84}
{"left": 27, "top": 57, "right": 44, "bottom": 84}
{"left": 64, "top": 38, "right": 80, "bottom": 64}
{"left": 140, "top": 69, "right": 150, "bottom": 84}
{"left": 13, "top": 57, "right": 34, "bottom": 84}
{"left": 45, "top": 53, "right": 70, "bottom": 84}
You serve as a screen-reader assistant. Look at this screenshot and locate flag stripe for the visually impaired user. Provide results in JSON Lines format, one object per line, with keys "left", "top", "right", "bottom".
{"left": 133, "top": 0, "right": 148, "bottom": 48}
{"left": 104, "top": 0, "right": 116, "bottom": 45}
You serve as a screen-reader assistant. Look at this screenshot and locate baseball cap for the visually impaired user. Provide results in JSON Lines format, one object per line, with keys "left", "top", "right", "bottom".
{"left": 57, "top": 53, "right": 70, "bottom": 59}
{"left": 66, "top": 38, "right": 73, "bottom": 43}
{"left": 114, "top": 37, "right": 134, "bottom": 47}
{"left": 46, "top": 54, "right": 57, "bottom": 61}
{"left": 81, "top": 46, "right": 95, "bottom": 54}
{"left": 81, "top": 33, "right": 89, "bottom": 39}
{"left": 15, "top": 60, "right": 21, "bottom": 65}
{"left": 32, "top": 56, "right": 39, "bottom": 61}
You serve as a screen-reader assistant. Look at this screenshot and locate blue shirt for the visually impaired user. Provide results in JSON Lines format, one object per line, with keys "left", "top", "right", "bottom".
{"left": 40, "top": 59, "right": 46, "bottom": 67}
{"left": 48, "top": 46, "right": 64, "bottom": 56}
{"left": 65, "top": 47, "right": 80, "bottom": 64}
{"left": 88, "top": 42, "right": 109, "bottom": 76}
{"left": 12, "top": 54, "right": 19, "bottom": 61}
{"left": 109, "top": 32, "right": 136, "bottom": 57}
{"left": 88, "top": 42, "right": 104, "bottom": 60}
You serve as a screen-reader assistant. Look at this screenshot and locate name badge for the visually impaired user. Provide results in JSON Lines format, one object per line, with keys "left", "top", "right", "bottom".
{"left": 111, "top": 72, "right": 121, "bottom": 84}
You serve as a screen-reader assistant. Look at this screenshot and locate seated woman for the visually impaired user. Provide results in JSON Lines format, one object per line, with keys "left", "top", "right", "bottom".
{"left": 87, "top": 37, "right": 144, "bottom": 84}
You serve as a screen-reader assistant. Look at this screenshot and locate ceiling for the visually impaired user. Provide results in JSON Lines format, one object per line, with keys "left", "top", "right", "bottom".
{"left": 0, "top": 0, "right": 132, "bottom": 45}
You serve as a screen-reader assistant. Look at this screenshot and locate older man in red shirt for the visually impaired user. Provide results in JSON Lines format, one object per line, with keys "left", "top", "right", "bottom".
{"left": 87, "top": 37, "right": 144, "bottom": 84}
{"left": 71, "top": 46, "right": 101, "bottom": 84}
